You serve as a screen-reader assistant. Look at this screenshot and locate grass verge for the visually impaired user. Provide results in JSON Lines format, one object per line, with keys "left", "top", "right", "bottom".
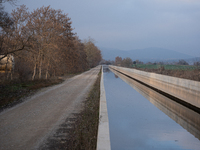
{"left": 65, "top": 71, "right": 100, "bottom": 150}
{"left": 0, "top": 79, "right": 64, "bottom": 111}
{"left": 134, "top": 64, "right": 199, "bottom": 70}
{"left": 66, "top": 71, "right": 101, "bottom": 150}
{"left": 137, "top": 68, "right": 200, "bottom": 81}
{"left": 130, "top": 64, "right": 200, "bottom": 81}
{"left": 41, "top": 70, "right": 101, "bottom": 150}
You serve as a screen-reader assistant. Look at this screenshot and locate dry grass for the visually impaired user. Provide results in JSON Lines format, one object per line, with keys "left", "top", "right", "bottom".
{"left": 0, "top": 79, "right": 64, "bottom": 111}
{"left": 64, "top": 73, "right": 100, "bottom": 150}
{"left": 137, "top": 68, "right": 200, "bottom": 82}
{"left": 41, "top": 71, "right": 101, "bottom": 150}
{"left": 1, "top": 70, "right": 101, "bottom": 149}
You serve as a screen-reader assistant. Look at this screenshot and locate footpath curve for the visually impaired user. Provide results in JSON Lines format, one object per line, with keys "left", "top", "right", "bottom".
{"left": 0, "top": 66, "right": 101, "bottom": 150}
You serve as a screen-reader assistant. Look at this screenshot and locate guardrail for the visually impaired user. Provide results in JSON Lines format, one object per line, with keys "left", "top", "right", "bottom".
{"left": 110, "top": 65, "right": 200, "bottom": 110}
{"left": 96, "top": 66, "right": 111, "bottom": 150}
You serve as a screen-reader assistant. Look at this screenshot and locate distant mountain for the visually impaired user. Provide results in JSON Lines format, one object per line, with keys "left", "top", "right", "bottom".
{"left": 184, "top": 57, "right": 200, "bottom": 65}
{"left": 100, "top": 47, "right": 194, "bottom": 63}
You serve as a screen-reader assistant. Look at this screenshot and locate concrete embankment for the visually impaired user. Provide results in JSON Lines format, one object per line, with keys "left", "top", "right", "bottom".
{"left": 109, "top": 65, "right": 200, "bottom": 110}
{"left": 96, "top": 66, "right": 111, "bottom": 150}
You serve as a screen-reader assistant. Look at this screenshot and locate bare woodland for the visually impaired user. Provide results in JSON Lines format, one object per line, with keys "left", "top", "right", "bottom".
{"left": 0, "top": 4, "right": 102, "bottom": 81}
{"left": 115, "top": 56, "right": 133, "bottom": 68}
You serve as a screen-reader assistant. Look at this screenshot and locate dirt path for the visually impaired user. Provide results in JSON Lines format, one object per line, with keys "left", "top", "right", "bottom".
{"left": 0, "top": 66, "right": 101, "bottom": 150}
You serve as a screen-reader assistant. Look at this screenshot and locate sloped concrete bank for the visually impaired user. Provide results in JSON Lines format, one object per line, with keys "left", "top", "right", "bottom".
{"left": 96, "top": 66, "right": 111, "bottom": 150}
{"left": 109, "top": 65, "right": 200, "bottom": 111}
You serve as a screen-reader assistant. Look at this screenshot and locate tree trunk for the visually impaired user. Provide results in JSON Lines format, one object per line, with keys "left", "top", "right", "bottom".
{"left": 4, "top": 56, "right": 9, "bottom": 80}
{"left": 32, "top": 62, "right": 37, "bottom": 80}
{"left": 45, "top": 59, "right": 49, "bottom": 79}
{"left": 38, "top": 57, "right": 43, "bottom": 79}
{"left": 32, "top": 51, "right": 41, "bottom": 80}
{"left": 10, "top": 71, "right": 13, "bottom": 80}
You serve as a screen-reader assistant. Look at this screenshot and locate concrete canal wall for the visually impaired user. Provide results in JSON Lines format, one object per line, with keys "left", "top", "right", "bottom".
{"left": 111, "top": 69, "right": 200, "bottom": 140}
{"left": 96, "top": 66, "right": 111, "bottom": 150}
{"left": 110, "top": 65, "right": 200, "bottom": 109}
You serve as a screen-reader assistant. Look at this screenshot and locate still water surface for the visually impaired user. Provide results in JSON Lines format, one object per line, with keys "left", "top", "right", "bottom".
{"left": 103, "top": 67, "right": 200, "bottom": 150}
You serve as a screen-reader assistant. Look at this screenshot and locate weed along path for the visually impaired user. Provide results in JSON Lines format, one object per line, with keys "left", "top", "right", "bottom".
{"left": 0, "top": 66, "right": 101, "bottom": 150}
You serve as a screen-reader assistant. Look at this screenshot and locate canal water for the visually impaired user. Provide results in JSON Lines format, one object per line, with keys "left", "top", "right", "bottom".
{"left": 103, "top": 67, "right": 200, "bottom": 150}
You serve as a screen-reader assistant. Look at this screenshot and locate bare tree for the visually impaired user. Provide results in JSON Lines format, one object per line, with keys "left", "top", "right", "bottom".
{"left": 115, "top": 56, "right": 122, "bottom": 66}
{"left": 176, "top": 59, "right": 189, "bottom": 65}
{"left": 122, "top": 57, "right": 133, "bottom": 68}
{"left": 1, "top": 5, "right": 97, "bottom": 81}
{"left": 84, "top": 38, "right": 102, "bottom": 68}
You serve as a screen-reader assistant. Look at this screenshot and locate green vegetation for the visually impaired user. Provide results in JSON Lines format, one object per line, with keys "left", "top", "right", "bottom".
{"left": 114, "top": 56, "right": 200, "bottom": 81}
{"left": 133, "top": 64, "right": 199, "bottom": 70}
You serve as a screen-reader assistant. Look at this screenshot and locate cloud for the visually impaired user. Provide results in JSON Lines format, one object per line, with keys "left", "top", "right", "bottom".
{"left": 4, "top": 0, "right": 200, "bottom": 55}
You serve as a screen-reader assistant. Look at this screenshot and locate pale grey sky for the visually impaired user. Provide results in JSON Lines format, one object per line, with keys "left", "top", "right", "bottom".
{"left": 4, "top": 0, "right": 200, "bottom": 56}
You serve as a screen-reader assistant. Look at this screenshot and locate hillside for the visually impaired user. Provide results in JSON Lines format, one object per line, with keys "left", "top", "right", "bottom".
{"left": 100, "top": 47, "right": 194, "bottom": 63}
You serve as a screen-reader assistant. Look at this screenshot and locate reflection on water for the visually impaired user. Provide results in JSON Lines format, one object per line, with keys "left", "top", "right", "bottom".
{"left": 114, "top": 74, "right": 118, "bottom": 78}
{"left": 103, "top": 66, "right": 200, "bottom": 150}
{"left": 103, "top": 65, "right": 110, "bottom": 73}
{"left": 111, "top": 68, "right": 200, "bottom": 140}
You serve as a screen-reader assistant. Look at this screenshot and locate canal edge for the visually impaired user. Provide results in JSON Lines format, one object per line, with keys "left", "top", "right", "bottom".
{"left": 109, "top": 65, "right": 200, "bottom": 114}
{"left": 96, "top": 66, "right": 111, "bottom": 150}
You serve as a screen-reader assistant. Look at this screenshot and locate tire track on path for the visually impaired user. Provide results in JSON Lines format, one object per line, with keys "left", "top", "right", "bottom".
{"left": 0, "top": 66, "right": 101, "bottom": 150}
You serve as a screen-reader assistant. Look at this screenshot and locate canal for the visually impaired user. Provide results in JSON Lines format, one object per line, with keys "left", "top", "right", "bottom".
{"left": 103, "top": 66, "right": 200, "bottom": 150}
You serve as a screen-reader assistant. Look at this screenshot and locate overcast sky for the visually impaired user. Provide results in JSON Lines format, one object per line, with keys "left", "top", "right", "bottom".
{"left": 4, "top": 0, "right": 200, "bottom": 56}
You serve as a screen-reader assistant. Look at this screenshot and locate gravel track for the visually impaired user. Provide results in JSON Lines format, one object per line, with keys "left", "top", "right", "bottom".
{"left": 0, "top": 66, "right": 101, "bottom": 150}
